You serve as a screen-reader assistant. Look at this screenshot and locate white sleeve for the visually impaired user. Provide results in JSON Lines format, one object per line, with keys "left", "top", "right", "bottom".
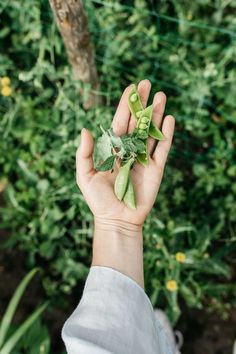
{"left": 62, "top": 266, "right": 173, "bottom": 354}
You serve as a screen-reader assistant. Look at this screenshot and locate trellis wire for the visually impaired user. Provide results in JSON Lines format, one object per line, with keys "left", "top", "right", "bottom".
{"left": 90, "top": 0, "right": 236, "bottom": 37}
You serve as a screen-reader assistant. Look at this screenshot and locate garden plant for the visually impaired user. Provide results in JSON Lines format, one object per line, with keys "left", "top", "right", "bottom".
{"left": 0, "top": 0, "right": 236, "bottom": 349}
{"left": 0, "top": 269, "right": 49, "bottom": 354}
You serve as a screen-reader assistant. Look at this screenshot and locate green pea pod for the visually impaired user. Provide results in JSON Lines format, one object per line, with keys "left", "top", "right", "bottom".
{"left": 128, "top": 84, "right": 143, "bottom": 120}
{"left": 123, "top": 173, "right": 136, "bottom": 209}
{"left": 128, "top": 84, "right": 165, "bottom": 141}
{"left": 136, "top": 105, "right": 153, "bottom": 166}
{"left": 149, "top": 122, "right": 165, "bottom": 140}
{"left": 137, "top": 105, "right": 153, "bottom": 138}
{"left": 137, "top": 152, "right": 148, "bottom": 166}
{"left": 114, "top": 159, "right": 133, "bottom": 201}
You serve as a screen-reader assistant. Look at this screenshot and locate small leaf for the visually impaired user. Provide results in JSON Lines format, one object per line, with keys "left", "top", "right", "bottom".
{"left": 96, "top": 132, "right": 112, "bottom": 161}
{"left": 133, "top": 138, "right": 146, "bottom": 153}
{"left": 17, "top": 159, "right": 39, "bottom": 183}
{"left": 96, "top": 155, "right": 116, "bottom": 171}
{"left": 108, "top": 129, "right": 123, "bottom": 148}
{"left": 108, "top": 129, "right": 126, "bottom": 157}
{"left": 121, "top": 135, "right": 137, "bottom": 153}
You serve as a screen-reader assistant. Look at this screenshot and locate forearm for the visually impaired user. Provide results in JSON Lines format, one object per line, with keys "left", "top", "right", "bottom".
{"left": 92, "top": 218, "right": 144, "bottom": 288}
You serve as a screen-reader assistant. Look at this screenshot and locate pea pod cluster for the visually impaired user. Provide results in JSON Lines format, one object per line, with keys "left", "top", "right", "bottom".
{"left": 128, "top": 84, "right": 165, "bottom": 166}
{"left": 96, "top": 83, "right": 165, "bottom": 210}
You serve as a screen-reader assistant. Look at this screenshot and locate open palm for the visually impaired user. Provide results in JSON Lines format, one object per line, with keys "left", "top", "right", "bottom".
{"left": 76, "top": 80, "right": 175, "bottom": 226}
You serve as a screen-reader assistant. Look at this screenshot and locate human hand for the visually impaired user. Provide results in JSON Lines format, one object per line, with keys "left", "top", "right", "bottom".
{"left": 76, "top": 80, "right": 175, "bottom": 227}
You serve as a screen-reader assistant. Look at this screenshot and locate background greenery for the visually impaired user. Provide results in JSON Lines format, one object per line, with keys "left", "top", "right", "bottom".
{"left": 0, "top": 0, "right": 236, "bottom": 335}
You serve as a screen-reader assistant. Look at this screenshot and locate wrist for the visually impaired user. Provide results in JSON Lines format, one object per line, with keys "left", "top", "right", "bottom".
{"left": 92, "top": 217, "right": 144, "bottom": 288}
{"left": 94, "top": 217, "right": 143, "bottom": 237}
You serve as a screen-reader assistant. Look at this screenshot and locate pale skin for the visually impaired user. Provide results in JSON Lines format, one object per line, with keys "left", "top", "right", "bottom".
{"left": 76, "top": 80, "right": 175, "bottom": 289}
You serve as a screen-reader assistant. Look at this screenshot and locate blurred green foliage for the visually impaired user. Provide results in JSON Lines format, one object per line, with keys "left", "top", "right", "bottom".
{"left": 0, "top": 268, "right": 49, "bottom": 354}
{"left": 0, "top": 0, "right": 236, "bottom": 324}
{"left": 11, "top": 319, "right": 51, "bottom": 354}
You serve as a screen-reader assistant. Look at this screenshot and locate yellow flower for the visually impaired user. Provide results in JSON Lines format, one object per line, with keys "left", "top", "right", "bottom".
{"left": 175, "top": 252, "right": 186, "bottom": 263}
{"left": 1, "top": 76, "right": 11, "bottom": 86}
{"left": 166, "top": 280, "right": 178, "bottom": 292}
{"left": 1, "top": 86, "right": 12, "bottom": 96}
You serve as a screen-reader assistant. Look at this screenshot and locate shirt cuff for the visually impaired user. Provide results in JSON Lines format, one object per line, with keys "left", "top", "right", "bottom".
{"left": 62, "top": 266, "right": 173, "bottom": 354}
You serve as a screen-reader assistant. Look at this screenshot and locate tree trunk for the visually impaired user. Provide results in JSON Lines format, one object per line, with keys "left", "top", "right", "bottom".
{"left": 49, "top": 0, "right": 100, "bottom": 108}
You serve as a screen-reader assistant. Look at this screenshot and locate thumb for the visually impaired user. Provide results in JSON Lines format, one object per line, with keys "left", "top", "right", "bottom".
{"left": 76, "top": 128, "right": 95, "bottom": 181}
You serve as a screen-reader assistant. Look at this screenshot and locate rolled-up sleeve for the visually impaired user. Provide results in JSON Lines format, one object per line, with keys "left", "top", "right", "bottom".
{"left": 62, "top": 266, "right": 173, "bottom": 354}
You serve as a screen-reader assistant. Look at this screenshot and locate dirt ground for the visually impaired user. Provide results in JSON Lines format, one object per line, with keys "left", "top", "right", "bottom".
{"left": 0, "top": 235, "right": 235, "bottom": 354}
{"left": 178, "top": 305, "right": 236, "bottom": 354}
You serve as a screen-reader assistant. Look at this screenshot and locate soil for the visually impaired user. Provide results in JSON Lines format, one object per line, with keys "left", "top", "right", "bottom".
{"left": 178, "top": 304, "right": 236, "bottom": 354}
{"left": 1, "top": 233, "right": 235, "bottom": 354}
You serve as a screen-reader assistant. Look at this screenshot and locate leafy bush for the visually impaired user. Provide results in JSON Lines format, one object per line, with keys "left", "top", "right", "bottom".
{"left": 0, "top": 0, "right": 236, "bottom": 324}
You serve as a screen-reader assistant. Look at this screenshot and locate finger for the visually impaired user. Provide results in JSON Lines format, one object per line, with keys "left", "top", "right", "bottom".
{"left": 153, "top": 115, "right": 175, "bottom": 170}
{"left": 76, "top": 128, "right": 95, "bottom": 184}
{"left": 111, "top": 84, "right": 132, "bottom": 136}
{"left": 147, "top": 91, "right": 166, "bottom": 155}
{"left": 128, "top": 79, "right": 151, "bottom": 133}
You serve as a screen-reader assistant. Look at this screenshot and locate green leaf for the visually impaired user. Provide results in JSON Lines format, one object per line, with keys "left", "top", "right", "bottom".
{"left": 17, "top": 319, "right": 51, "bottom": 354}
{"left": 172, "top": 225, "right": 196, "bottom": 235}
{"left": 120, "top": 135, "right": 137, "bottom": 153}
{"left": 17, "top": 159, "right": 39, "bottom": 183}
{"left": 96, "top": 155, "right": 116, "bottom": 171}
{"left": 96, "top": 128, "right": 126, "bottom": 161}
{"left": 133, "top": 138, "right": 146, "bottom": 153}
{"left": 0, "top": 268, "right": 39, "bottom": 348}
{"left": 180, "top": 284, "right": 200, "bottom": 308}
{"left": 108, "top": 129, "right": 126, "bottom": 157}
{"left": 0, "top": 302, "right": 48, "bottom": 354}
{"left": 96, "top": 132, "right": 112, "bottom": 161}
